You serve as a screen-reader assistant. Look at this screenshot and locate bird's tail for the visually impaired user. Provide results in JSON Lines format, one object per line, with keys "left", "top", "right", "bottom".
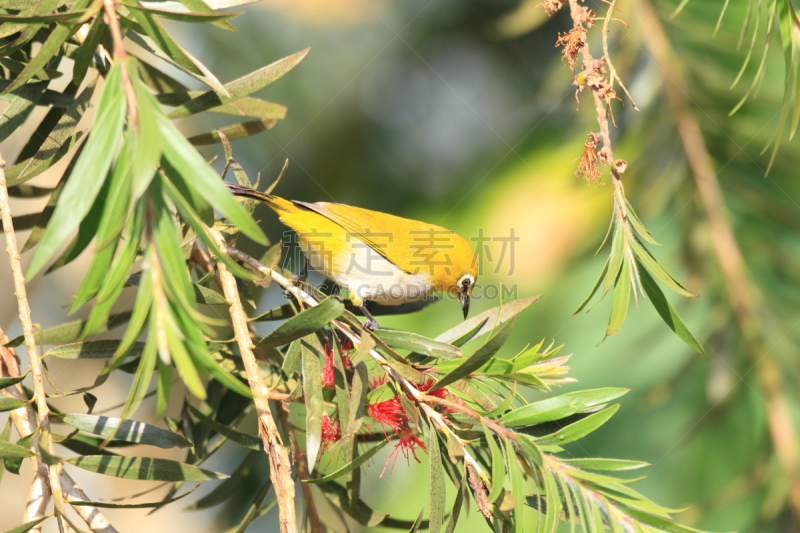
{"left": 225, "top": 182, "right": 293, "bottom": 213}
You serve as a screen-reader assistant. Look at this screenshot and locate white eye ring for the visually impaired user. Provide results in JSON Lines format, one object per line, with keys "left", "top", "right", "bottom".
{"left": 458, "top": 274, "right": 474, "bottom": 287}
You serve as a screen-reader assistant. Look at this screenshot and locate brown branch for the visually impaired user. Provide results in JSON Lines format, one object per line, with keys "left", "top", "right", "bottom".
{"left": 638, "top": 0, "right": 800, "bottom": 520}
{"left": 276, "top": 405, "right": 322, "bottom": 533}
{"left": 567, "top": 0, "right": 627, "bottom": 178}
{"left": 102, "top": 0, "right": 137, "bottom": 129}
{"left": 418, "top": 394, "right": 516, "bottom": 441}
{"left": 208, "top": 230, "right": 297, "bottom": 533}
{"left": 0, "top": 154, "right": 70, "bottom": 532}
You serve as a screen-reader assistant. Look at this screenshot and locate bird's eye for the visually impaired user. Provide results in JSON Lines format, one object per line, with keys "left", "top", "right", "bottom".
{"left": 462, "top": 278, "right": 471, "bottom": 287}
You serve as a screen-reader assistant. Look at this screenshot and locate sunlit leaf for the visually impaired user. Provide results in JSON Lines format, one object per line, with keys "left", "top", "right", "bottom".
{"left": 66, "top": 455, "right": 228, "bottom": 481}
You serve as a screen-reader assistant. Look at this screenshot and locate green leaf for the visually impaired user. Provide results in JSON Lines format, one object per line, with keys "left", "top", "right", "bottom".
{"left": 6, "top": 429, "right": 39, "bottom": 474}
{"left": 1, "top": 517, "right": 48, "bottom": 533}
{"left": 505, "top": 437, "right": 523, "bottom": 533}
{"left": 630, "top": 238, "right": 695, "bottom": 298}
{"left": 638, "top": 264, "right": 704, "bottom": 354}
{"left": 194, "top": 284, "right": 226, "bottom": 305}
{"left": 0, "top": 441, "right": 37, "bottom": 460}
{"left": 44, "top": 340, "right": 145, "bottom": 360}
{"left": 317, "top": 481, "right": 388, "bottom": 527}
{"left": 66, "top": 455, "right": 228, "bottom": 481}
{"left": 559, "top": 458, "right": 649, "bottom": 471}
{"left": 9, "top": 80, "right": 94, "bottom": 194}
{"left": 187, "top": 404, "right": 261, "bottom": 450}
{"left": 605, "top": 256, "right": 631, "bottom": 338}
{"left": 4, "top": 312, "right": 132, "bottom": 348}
{"left": 174, "top": 0, "right": 237, "bottom": 30}
{"left": 157, "top": 113, "right": 267, "bottom": 245}
{"left": 0, "top": 375, "right": 25, "bottom": 390}
{"left": 481, "top": 420, "right": 506, "bottom": 502}
{"left": 428, "top": 426, "right": 445, "bottom": 533}
{"left": 157, "top": 92, "right": 286, "bottom": 119}
{"left": 431, "top": 319, "right": 515, "bottom": 390}
{"left": 26, "top": 62, "right": 126, "bottom": 280}
{"left": 166, "top": 49, "right": 309, "bottom": 119}
{"left": 160, "top": 177, "right": 256, "bottom": 281}
{"left": 256, "top": 297, "right": 344, "bottom": 350}
{"left": 0, "top": 398, "right": 33, "bottom": 412}
{"left": 126, "top": 9, "right": 229, "bottom": 95}
{"left": 302, "top": 338, "right": 324, "bottom": 472}
{"left": 537, "top": 404, "right": 620, "bottom": 445}
{"left": 5, "top": 0, "right": 88, "bottom": 93}
{"left": 250, "top": 304, "right": 296, "bottom": 322}
{"left": 0, "top": 10, "right": 87, "bottom": 22}
{"left": 373, "top": 329, "right": 462, "bottom": 360}
{"left": 188, "top": 118, "right": 281, "bottom": 145}
{"left": 120, "top": 1, "right": 241, "bottom": 23}
{"left": 604, "top": 221, "right": 625, "bottom": 295}
{"left": 436, "top": 295, "right": 539, "bottom": 346}
{"left": 407, "top": 508, "right": 425, "bottom": 533}
{"left": 187, "top": 451, "right": 261, "bottom": 510}
{"left": 73, "top": 13, "right": 106, "bottom": 85}
{"left": 500, "top": 388, "right": 628, "bottom": 427}
{"left": 60, "top": 414, "right": 192, "bottom": 449}
{"left": 0, "top": 81, "right": 46, "bottom": 142}
{"left": 307, "top": 441, "right": 388, "bottom": 483}
{"left": 67, "top": 485, "right": 201, "bottom": 508}
{"left": 131, "top": 76, "right": 162, "bottom": 199}
{"left": 574, "top": 257, "right": 609, "bottom": 315}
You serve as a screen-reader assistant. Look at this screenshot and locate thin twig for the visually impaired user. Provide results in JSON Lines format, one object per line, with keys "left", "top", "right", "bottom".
{"left": 638, "top": 1, "right": 800, "bottom": 519}
{"left": 0, "top": 154, "right": 69, "bottom": 532}
{"left": 601, "top": 0, "right": 638, "bottom": 111}
{"left": 102, "top": 0, "right": 137, "bottom": 129}
{"left": 276, "top": 406, "right": 323, "bottom": 533}
{"left": 208, "top": 231, "right": 297, "bottom": 533}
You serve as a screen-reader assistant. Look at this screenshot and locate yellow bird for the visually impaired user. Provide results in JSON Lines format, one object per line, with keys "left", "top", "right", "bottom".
{"left": 226, "top": 183, "right": 478, "bottom": 329}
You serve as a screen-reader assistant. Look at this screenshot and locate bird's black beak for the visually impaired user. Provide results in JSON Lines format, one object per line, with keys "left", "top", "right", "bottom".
{"left": 459, "top": 290, "right": 470, "bottom": 320}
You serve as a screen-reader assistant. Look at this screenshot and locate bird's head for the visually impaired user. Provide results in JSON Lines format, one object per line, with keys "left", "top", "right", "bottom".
{"left": 435, "top": 234, "right": 478, "bottom": 321}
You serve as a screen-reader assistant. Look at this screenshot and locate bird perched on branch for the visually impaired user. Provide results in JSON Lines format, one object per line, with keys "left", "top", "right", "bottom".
{"left": 226, "top": 182, "right": 478, "bottom": 330}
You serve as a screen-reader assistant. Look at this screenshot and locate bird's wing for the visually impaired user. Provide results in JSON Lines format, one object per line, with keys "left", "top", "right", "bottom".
{"left": 292, "top": 200, "right": 442, "bottom": 275}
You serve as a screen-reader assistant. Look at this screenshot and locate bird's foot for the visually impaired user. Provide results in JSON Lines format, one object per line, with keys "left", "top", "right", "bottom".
{"left": 359, "top": 303, "right": 380, "bottom": 331}
{"left": 292, "top": 259, "right": 309, "bottom": 285}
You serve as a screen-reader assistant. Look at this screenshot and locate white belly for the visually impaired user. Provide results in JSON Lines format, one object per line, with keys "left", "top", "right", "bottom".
{"left": 299, "top": 236, "right": 434, "bottom": 305}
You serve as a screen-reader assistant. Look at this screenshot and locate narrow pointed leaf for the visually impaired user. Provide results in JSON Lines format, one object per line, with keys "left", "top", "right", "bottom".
{"left": 500, "top": 388, "right": 628, "bottom": 427}
{"left": 638, "top": 264, "right": 704, "bottom": 354}
{"left": 373, "top": 329, "right": 462, "bottom": 360}
{"left": 256, "top": 297, "right": 344, "bottom": 350}
{"left": 537, "top": 404, "right": 620, "bottom": 445}
{"left": 44, "top": 340, "right": 145, "bottom": 359}
{"left": 166, "top": 49, "right": 308, "bottom": 119}
{"left": 60, "top": 414, "right": 191, "bottom": 449}
{"left": 436, "top": 295, "right": 539, "bottom": 346}
{"left": 307, "top": 441, "right": 388, "bottom": 483}
{"left": 66, "top": 455, "right": 228, "bottom": 481}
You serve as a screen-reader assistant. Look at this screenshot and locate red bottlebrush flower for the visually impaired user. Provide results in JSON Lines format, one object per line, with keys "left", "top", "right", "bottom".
{"left": 369, "top": 372, "right": 388, "bottom": 391}
{"left": 368, "top": 396, "right": 407, "bottom": 438}
{"left": 419, "top": 378, "right": 449, "bottom": 400}
{"left": 381, "top": 429, "right": 427, "bottom": 477}
{"left": 321, "top": 413, "right": 342, "bottom": 454}
{"left": 322, "top": 342, "right": 351, "bottom": 390}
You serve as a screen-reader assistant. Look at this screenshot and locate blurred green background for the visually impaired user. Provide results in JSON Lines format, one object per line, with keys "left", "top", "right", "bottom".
{"left": 187, "top": 0, "right": 800, "bottom": 531}
{"left": 3, "top": 0, "right": 799, "bottom": 531}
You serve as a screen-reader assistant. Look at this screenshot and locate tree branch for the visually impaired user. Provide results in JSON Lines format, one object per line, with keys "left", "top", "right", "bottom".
{"left": 0, "top": 153, "right": 70, "bottom": 532}
{"left": 639, "top": 1, "right": 800, "bottom": 518}
{"left": 208, "top": 231, "right": 297, "bottom": 533}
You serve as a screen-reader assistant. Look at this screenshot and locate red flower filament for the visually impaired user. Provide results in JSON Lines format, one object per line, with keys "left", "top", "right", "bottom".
{"left": 368, "top": 396, "right": 407, "bottom": 438}
{"left": 322, "top": 342, "right": 352, "bottom": 390}
{"left": 381, "top": 429, "right": 427, "bottom": 477}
